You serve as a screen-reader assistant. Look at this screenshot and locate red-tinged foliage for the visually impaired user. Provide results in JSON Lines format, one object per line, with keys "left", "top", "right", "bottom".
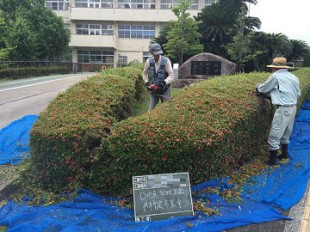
{"left": 87, "top": 70, "right": 310, "bottom": 196}
{"left": 26, "top": 67, "right": 310, "bottom": 197}
{"left": 27, "top": 66, "right": 147, "bottom": 193}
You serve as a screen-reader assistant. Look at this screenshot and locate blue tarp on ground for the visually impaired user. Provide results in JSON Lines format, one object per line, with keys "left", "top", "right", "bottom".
{"left": 0, "top": 115, "right": 38, "bottom": 165}
{"left": 243, "top": 101, "right": 310, "bottom": 210}
{"left": 0, "top": 99, "right": 309, "bottom": 231}
{"left": 0, "top": 188, "right": 288, "bottom": 232}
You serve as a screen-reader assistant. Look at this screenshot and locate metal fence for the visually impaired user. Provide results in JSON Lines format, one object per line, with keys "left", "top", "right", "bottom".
{"left": 0, "top": 61, "right": 82, "bottom": 79}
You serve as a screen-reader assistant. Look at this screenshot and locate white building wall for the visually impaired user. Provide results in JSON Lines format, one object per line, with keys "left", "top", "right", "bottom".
{"left": 46, "top": 0, "right": 215, "bottom": 67}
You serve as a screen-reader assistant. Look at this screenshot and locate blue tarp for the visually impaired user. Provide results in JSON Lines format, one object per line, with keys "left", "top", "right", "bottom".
{"left": 243, "top": 101, "right": 310, "bottom": 210}
{"left": 0, "top": 188, "right": 288, "bottom": 232}
{"left": 0, "top": 115, "right": 38, "bottom": 165}
{"left": 0, "top": 99, "right": 309, "bottom": 231}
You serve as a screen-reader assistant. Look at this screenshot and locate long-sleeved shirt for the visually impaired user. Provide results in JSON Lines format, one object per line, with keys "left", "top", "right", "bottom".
{"left": 142, "top": 55, "right": 175, "bottom": 84}
{"left": 257, "top": 69, "right": 301, "bottom": 105}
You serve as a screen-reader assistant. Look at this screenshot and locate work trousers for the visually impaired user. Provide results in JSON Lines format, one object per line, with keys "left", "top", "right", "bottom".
{"left": 149, "top": 86, "right": 171, "bottom": 111}
{"left": 268, "top": 105, "right": 297, "bottom": 151}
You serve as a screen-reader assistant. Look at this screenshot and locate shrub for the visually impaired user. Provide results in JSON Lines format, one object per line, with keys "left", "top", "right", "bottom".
{"left": 28, "top": 66, "right": 147, "bottom": 193}
{"left": 87, "top": 70, "right": 310, "bottom": 196}
{"left": 0, "top": 65, "right": 71, "bottom": 79}
{"left": 27, "top": 67, "right": 310, "bottom": 197}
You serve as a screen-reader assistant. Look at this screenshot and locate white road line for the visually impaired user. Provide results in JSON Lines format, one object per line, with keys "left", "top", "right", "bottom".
{"left": 0, "top": 75, "right": 63, "bottom": 87}
{"left": 0, "top": 76, "right": 79, "bottom": 92}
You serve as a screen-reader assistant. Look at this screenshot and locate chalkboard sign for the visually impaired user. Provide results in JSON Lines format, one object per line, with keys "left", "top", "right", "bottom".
{"left": 132, "top": 172, "right": 194, "bottom": 222}
{"left": 191, "top": 61, "right": 221, "bottom": 76}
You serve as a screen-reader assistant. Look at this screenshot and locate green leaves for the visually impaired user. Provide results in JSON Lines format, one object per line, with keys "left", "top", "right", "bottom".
{"left": 164, "top": 0, "right": 203, "bottom": 65}
{"left": 0, "top": 1, "right": 69, "bottom": 61}
{"left": 26, "top": 67, "right": 310, "bottom": 198}
{"left": 27, "top": 66, "right": 146, "bottom": 194}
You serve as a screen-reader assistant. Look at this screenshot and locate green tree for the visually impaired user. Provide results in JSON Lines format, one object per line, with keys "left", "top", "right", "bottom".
{"left": 153, "top": 22, "right": 173, "bottom": 56}
{"left": 287, "top": 39, "right": 309, "bottom": 63}
{"left": 242, "top": 32, "right": 294, "bottom": 72}
{"left": 218, "top": 0, "right": 258, "bottom": 15}
{"left": 20, "top": 6, "right": 70, "bottom": 60}
{"left": 303, "top": 52, "right": 310, "bottom": 67}
{"left": 0, "top": 0, "right": 69, "bottom": 61}
{"left": 195, "top": 3, "right": 231, "bottom": 57}
{"left": 196, "top": 0, "right": 260, "bottom": 58}
{"left": 163, "top": 0, "right": 203, "bottom": 65}
{"left": 227, "top": 5, "right": 262, "bottom": 72}
{"left": 5, "top": 15, "right": 37, "bottom": 60}
{"left": 264, "top": 33, "right": 292, "bottom": 62}
{"left": 0, "top": 15, "right": 10, "bottom": 59}
{"left": 0, "top": 0, "right": 44, "bottom": 23}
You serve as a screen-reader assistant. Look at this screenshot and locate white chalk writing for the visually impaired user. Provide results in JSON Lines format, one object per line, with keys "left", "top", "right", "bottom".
{"left": 140, "top": 190, "right": 157, "bottom": 201}
{"left": 143, "top": 197, "right": 182, "bottom": 213}
{"left": 160, "top": 187, "right": 185, "bottom": 196}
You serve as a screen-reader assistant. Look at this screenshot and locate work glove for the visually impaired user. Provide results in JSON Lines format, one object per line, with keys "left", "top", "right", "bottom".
{"left": 145, "top": 82, "right": 151, "bottom": 91}
{"left": 256, "top": 83, "right": 271, "bottom": 100}
{"left": 146, "top": 83, "right": 157, "bottom": 93}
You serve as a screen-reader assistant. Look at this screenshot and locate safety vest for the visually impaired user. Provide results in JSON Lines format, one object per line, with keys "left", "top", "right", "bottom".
{"left": 149, "top": 56, "right": 168, "bottom": 85}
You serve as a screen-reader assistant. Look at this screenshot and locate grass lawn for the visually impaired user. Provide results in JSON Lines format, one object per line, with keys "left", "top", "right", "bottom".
{"left": 131, "top": 88, "right": 184, "bottom": 116}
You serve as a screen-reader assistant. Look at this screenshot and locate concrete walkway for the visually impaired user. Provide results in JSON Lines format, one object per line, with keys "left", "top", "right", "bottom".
{"left": 0, "top": 72, "right": 95, "bottom": 129}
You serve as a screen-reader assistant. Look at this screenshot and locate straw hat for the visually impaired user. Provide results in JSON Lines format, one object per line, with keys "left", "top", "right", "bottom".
{"left": 266, "top": 57, "right": 292, "bottom": 69}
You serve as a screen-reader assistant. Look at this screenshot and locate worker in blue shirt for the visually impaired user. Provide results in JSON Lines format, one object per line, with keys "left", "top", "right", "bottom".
{"left": 256, "top": 57, "right": 301, "bottom": 165}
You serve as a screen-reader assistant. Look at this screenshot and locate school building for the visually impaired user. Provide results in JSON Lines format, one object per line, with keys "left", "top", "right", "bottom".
{"left": 45, "top": 0, "right": 216, "bottom": 68}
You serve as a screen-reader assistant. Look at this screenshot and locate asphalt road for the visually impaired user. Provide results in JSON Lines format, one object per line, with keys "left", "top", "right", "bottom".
{"left": 0, "top": 73, "right": 95, "bottom": 129}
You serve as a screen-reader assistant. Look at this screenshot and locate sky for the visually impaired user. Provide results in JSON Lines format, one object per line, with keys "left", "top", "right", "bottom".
{"left": 248, "top": 0, "right": 310, "bottom": 46}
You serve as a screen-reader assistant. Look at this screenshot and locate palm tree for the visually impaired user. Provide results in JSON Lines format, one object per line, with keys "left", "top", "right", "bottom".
{"left": 196, "top": 3, "right": 232, "bottom": 42}
{"left": 266, "top": 33, "right": 292, "bottom": 59}
{"left": 195, "top": 3, "right": 233, "bottom": 57}
{"left": 218, "top": 0, "right": 258, "bottom": 15}
{"left": 287, "top": 39, "right": 309, "bottom": 63}
{"left": 245, "top": 31, "right": 271, "bottom": 71}
{"left": 244, "top": 32, "right": 294, "bottom": 71}
{"left": 244, "top": 16, "right": 261, "bottom": 32}
{"left": 196, "top": 0, "right": 260, "bottom": 58}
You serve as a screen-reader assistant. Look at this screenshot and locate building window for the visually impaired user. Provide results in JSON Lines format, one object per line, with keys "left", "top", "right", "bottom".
{"left": 160, "top": 0, "right": 176, "bottom": 9}
{"left": 202, "top": 0, "right": 214, "bottom": 7}
{"left": 160, "top": 0, "right": 200, "bottom": 9}
{"left": 76, "top": 0, "right": 88, "bottom": 7}
{"left": 76, "top": 0, "right": 113, "bottom": 8}
{"left": 45, "top": 0, "right": 69, "bottom": 10}
{"left": 76, "top": 24, "right": 113, "bottom": 35}
{"left": 89, "top": 0, "right": 100, "bottom": 8}
{"left": 143, "top": 51, "right": 151, "bottom": 62}
{"left": 118, "top": 24, "right": 155, "bottom": 39}
{"left": 78, "top": 50, "right": 114, "bottom": 64}
{"left": 189, "top": 0, "right": 198, "bottom": 10}
{"left": 89, "top": 24, "right": 101, "bottom": 35}
{"left": 101, "top": 0, "right": 113, "bottom": 8}
{"left": 118, "top": 56, "right": 128, "bottom": 65}
{"left": 118, "top": 0, "right": 156, "bottom": 9}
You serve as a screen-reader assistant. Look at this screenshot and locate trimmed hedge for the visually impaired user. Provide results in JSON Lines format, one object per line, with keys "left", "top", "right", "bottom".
{"left": 29, "top": 66, "right": 147, "bottom": 192}
{"left": 28, "top": 67, "right": 310, "bottom": 197}
{"left": 87, "top": 69, "right": 310, "bottom": 196}
{"left": 0, "top": 65, "right": 71, "bottom": 79}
